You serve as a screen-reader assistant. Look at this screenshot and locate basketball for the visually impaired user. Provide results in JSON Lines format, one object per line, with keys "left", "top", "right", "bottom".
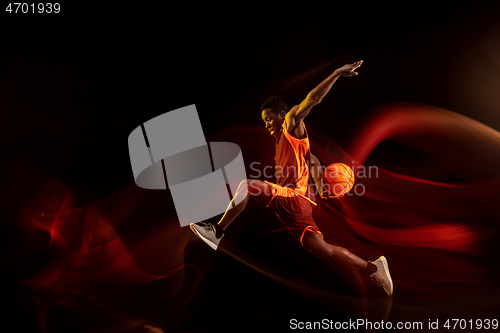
{"left": 323, "top": 163, "right": 355, "bottom": 198}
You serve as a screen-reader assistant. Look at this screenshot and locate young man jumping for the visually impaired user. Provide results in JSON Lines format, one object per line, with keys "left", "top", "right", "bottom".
{"left": 190, "top": 60, "right": 393, "bottom": 296}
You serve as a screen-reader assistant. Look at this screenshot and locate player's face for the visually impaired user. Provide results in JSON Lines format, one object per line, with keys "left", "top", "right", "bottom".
{"left": 261, "top": 108, "right": 285, "bottom": 137}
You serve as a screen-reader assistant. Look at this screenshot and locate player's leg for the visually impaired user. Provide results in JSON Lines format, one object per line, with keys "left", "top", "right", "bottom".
{"left": 302, "top": 231, "right": 373, "bottom": 271}
{"left": 217, "top": 179, "right": 273, "bottom": 231}
{"left": 190, "top": 179, "right": 273, "bottom": 250}
{"left": 302, "top": 231, "right": 393, "bottom": 295}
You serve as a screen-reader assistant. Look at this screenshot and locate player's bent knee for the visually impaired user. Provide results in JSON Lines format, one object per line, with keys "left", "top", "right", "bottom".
{"left": 302, "top": 233, "right": 332, "bottom": 260}
{"left": 236, "top": 179, "right": 249, "bottom": 192}
{"left": 246, "top": 179, "right": 270, "bottom": 196}
{"left": 236, "top": 179, "right": 257, "bottom": 196}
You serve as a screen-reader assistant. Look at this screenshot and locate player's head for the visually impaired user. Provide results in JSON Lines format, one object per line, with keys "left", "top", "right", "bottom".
{"left": 260, "top": 96, "right": 288, "bottom": 137}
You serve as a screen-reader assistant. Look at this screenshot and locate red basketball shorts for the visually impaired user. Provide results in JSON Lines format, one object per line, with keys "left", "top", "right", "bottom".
{"left": 265, "top": 186, "right": 323, "bottom": 249}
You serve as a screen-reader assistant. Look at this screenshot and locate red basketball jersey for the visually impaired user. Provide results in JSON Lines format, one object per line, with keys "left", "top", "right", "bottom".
{"left": 265, "top": 121, "right": 317, "bottom": 206}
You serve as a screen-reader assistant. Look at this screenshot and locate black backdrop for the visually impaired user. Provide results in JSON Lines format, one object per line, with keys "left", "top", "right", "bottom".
{"left": 2, "top": 2, "right": 500, "bottom": 199}
{"left": 1, "top": 2, "right": 500, "bottom": 332}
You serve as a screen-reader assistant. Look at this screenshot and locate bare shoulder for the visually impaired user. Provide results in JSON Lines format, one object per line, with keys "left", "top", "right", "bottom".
{"left": 285, "top": 105, "right": 299, "bottom": 133}
{"left": 288, "top": 104, "right": 300, "bottom": 116}
{"left": 285, "top": 107, "right": 306, "bottom": 139}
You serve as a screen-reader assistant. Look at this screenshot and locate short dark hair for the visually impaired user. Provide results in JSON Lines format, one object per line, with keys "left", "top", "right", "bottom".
{"left": 260, "top": 96, "right": 288, "bottom": 115}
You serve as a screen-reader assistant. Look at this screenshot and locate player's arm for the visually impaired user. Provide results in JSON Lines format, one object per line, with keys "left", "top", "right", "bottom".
{"left": 286, "top": 60, "right": 363, "bottom": 137}
{"left": 296, "top": 60, "right": 363, "bottom": 121}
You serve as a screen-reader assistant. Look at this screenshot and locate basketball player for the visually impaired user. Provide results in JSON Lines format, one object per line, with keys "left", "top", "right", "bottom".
{"left": 190, "top": 61, "right": 393, "bottom": 295}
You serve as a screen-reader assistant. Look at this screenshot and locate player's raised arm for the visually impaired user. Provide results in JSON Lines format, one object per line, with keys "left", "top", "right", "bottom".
{"left": 289, "top": 60, "right": 363, "bottom": 125}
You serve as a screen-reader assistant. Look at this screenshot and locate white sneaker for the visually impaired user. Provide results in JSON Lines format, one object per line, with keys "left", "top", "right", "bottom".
{"left": 189, "top": 222, "right": 223, "bottom": 250}
{"left": 369, "top": 256, "right": 393, "bottom": 296}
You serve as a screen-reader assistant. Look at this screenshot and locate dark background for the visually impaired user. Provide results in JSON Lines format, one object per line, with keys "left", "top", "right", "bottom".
{"left": 1, "top": 1, "right": 500, "bottom": 200}
{"left": 1, "top": 2, "right": 500, "bottom": 332}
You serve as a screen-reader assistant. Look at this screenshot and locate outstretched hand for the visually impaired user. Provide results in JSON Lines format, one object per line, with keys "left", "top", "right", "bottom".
{"left": 335, "top": 60, "right": 363, "bottom": 77}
